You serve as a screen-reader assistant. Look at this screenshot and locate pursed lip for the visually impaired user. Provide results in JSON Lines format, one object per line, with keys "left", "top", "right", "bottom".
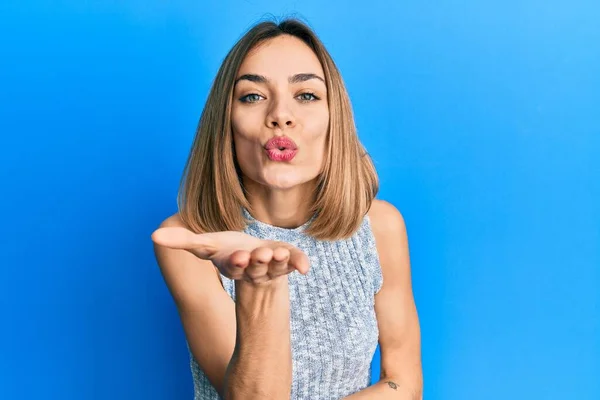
{"left": 264, "top": 136, "right": 298, "bottom": 151}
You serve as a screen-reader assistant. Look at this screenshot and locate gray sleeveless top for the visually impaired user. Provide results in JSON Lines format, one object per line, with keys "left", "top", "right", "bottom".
{"left": 188, "top": 208, "right": 384, "bottom": 399}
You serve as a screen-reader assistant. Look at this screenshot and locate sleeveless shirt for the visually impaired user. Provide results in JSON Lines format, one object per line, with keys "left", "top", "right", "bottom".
{"left": 188, "top": 208, "right": 384, "bottom": 399}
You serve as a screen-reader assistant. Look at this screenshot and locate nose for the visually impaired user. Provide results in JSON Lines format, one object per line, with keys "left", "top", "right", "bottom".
{"left": 266, "top": 97, "right": 296, "bottom": 129}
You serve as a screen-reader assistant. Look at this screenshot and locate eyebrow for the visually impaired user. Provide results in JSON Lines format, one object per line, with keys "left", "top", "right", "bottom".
{"left": 234, "top": 73, "right": 325, "bottom": 86}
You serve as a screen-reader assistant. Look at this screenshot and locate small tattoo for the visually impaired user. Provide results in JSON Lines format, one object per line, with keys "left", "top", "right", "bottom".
{"left": 385, "top": 381, "right": 398, "bottom": 390}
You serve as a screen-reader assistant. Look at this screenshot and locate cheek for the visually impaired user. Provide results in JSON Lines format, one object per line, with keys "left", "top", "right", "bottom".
{"left": 299, "top": 121, "right": 328, "bottom": 173}
{"left": 302, "top": 111, "right": 329, "bottom": 161}
{"left": 231, "top": 133, "right": 267, "bottom": 183}
{"left": 231, "top": 107, "right": 261, "bottom": 157}
{"left": 300, "top": 106, "right": 329, "bottom": 139}
{"left": 231, "top": 101, "right": 266, "bottom": 133}
{"left": 231, "top": 108, "right": 250, "bottom": 140}
{"left": 232, "top": 133, "right": 260, "bottom": 172}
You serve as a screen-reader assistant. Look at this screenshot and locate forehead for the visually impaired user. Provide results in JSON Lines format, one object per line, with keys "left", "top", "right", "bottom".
{"left": 237, "top": 35, "right": 324, "bottom": 78}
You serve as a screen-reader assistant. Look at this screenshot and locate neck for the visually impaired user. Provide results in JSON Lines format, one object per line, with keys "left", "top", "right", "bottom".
{"left": 243, "top": 178, "right": 318, "bottom": 229}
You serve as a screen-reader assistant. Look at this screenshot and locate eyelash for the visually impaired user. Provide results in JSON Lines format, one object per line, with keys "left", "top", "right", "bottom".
{"left": 239, "top": 92, "right": 321, "bottom": 104}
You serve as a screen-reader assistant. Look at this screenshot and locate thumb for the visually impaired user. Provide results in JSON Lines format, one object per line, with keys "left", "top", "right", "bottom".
{"left": 151, "top": 227, "right": 217, "bottom": 259}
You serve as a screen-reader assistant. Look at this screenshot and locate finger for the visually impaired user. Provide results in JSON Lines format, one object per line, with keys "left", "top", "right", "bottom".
{"left": 288, "top": 248, "right": 310, "bottom": 275}
{"left": 223, "top": 250, "right": 250, "bottom": 280}
{"left": 151, "top": 227, "right": 217, "bottom": 259}
{"left": 268, "top": 247, "right": 291, "bottom": 278}
{"left": 229, "top": 250, "right": 251, "bottom": 269}
{"left": 245, "top": 247, "right": 273, "bottom": 282}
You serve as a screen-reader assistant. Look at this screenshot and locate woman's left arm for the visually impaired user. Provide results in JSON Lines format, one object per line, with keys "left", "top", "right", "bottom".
{"left": 344, "top": 200, "right": 423, "bottom": 399}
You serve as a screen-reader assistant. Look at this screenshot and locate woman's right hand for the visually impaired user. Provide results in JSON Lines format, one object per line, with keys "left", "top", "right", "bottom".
{"left": 151, "top": 226, "right": 310, "bottom": 284}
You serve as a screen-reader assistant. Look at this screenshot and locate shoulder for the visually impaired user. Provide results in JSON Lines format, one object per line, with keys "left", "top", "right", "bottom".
{"left": 366, "top": 199, "right": 407, "bottom": 240}
{"left": 159, "top": 213, "right": 186, "bottom": 228}
{"left": 366, "top": 199, "right": 410, "bottom": 285}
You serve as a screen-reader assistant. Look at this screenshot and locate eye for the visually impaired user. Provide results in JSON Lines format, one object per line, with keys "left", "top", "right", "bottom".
{"left": 296, "top": 92, "right": 320, "bottom": 102}
{"left": 239, "top": 93, "right": 265, "bottom": 103}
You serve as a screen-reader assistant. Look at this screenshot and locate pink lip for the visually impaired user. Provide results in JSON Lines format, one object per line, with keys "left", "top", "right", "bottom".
{"left": 264, "top": 136, "right": 298, "bottom": 162}
{"left": 266, "top": 148, "right": 298, "bottom": 161}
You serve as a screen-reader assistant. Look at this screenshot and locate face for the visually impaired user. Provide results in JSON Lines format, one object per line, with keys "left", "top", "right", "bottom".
{"left": 231, "top": 35, "right": 329, "bottom": 191}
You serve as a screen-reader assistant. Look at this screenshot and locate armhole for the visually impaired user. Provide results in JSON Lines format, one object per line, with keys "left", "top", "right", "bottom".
{"left": 363, "top": 215, "right": 384, "bottom": 296}
{"left": 213, "top": 266, "right": 224, "bottom": 289}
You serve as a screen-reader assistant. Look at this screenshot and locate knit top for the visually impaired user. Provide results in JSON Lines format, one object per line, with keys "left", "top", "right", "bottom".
{"left": 188, "top": 208, "right": 384, "bottom": 399}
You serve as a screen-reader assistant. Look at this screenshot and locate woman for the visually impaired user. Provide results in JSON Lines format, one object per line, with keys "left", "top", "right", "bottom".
{"left": 152, "top": 18, "right": 422, "bottom": 400}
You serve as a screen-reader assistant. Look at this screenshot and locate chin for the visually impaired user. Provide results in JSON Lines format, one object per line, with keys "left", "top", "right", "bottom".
{"left": 264, "top": 178, "right": 303, "bottom": 190}
{"left": 262, "top": 172, "right": 315, "bottom": 190}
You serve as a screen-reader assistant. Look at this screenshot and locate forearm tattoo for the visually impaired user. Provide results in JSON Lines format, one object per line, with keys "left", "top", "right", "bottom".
{"left": 385, "top": 381, "right": 398, "bottom": 390}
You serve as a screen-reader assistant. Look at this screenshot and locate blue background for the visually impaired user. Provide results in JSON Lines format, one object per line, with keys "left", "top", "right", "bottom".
{"left": 1, "top": 1, "right": 599, "bottom": 399}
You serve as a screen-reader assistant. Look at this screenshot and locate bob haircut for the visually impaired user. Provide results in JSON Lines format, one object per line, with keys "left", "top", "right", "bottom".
{"left": 177, "top": 18, "right": 379, "bottom": 241}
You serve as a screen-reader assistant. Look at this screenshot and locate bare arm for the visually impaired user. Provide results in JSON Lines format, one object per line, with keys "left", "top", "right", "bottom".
{"left": 225, "top": 277, "right": 292, "bottom": 399}
{"left": 153, "top": 215, "right": 293, "bottom": 399}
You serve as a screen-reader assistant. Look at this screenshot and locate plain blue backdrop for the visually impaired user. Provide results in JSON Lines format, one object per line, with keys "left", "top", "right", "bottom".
{"left": 1, "top": 1, "right": 599, "bottom": 399}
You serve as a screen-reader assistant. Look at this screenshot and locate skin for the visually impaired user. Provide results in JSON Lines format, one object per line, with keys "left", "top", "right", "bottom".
{"left": 152, "top": 34, "right": 422, "bottom": 399}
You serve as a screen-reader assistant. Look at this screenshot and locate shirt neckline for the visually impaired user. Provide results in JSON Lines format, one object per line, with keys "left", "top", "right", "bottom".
{"left": 242, "top": 207, "right": 316, "bottom": 234}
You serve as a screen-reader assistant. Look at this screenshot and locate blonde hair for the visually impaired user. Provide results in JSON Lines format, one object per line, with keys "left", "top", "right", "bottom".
{"left": 177, "top": 18, "right": 379, "bottom": 241}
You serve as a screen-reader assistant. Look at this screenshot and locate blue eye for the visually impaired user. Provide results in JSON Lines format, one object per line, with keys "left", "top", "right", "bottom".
{"left": 297, "top": 92, "right": 319, "bottom": 102}
{"left": 239, "top": 93, "right": 264, "bottom": 103}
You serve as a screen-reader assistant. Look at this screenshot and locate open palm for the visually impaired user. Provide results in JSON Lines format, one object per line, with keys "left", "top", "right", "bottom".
{"left": 151, "top": 227, "right": 310, "bottom": 284}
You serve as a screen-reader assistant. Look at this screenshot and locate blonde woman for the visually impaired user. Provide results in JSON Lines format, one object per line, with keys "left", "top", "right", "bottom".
{"left": 152, "top": 18, "right": 422, "bottom": 400}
